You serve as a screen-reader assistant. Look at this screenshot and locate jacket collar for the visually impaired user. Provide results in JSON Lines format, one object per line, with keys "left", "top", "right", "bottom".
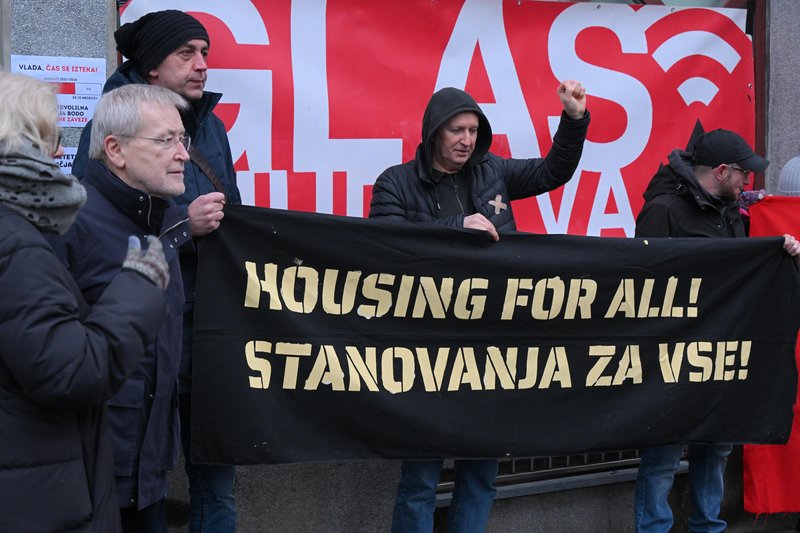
{"left": 84, "top": 159, "right": 172, "bottom": 234}
{"left": 643, "top": 149, "right": 736, "bottom": 213}
{"left": 104, "top": 61, "right": 223, "bottom": 135}
{"left": 671, "top": 151, "right": 736, "bottom": 212}
{"left": 413, "top": 143, "right": 489, "bottom": 185}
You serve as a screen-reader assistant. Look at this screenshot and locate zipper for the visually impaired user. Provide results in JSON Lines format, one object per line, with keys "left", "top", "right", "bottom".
{"left": 145, "top": 196, "right": 153, "bottom": 230}
{"left": 159, "top": 217, "right": 191, "bottom": 239}
{"left": 449, "top": 174, "right": 465, "bottom": 215}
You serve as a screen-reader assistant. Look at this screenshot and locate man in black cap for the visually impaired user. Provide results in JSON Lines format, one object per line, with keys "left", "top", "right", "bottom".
{"left": 633, "top": 128, "right": 800, "bottom": 533}
{"left": 637, "top": 129, "right": 770, "bottom": 238}
{"left": 71, "top": 9, "right": 239, "bottom": 533}
{"left": 369, "top": 81, "right": 590, "bottom": 532}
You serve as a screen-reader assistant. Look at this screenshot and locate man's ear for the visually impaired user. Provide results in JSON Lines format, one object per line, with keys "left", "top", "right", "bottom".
{"left": 714, "top": 164, "right": 727, "bottom": 182}
{"left": 104, "top": 134, "right": 126, "bottom": 169}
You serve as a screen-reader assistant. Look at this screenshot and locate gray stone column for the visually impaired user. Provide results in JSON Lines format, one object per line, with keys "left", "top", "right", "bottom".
{"left": 765, "top": 0, "right": 800, "bottom": 191}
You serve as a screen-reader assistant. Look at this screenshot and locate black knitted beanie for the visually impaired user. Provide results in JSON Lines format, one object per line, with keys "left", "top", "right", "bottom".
{"left": 115, "top": 10, "right": 210, "bottom": 78}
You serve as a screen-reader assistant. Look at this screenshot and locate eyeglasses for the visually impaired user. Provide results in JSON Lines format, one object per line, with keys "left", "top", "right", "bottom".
{"left": 728, "top": 165, "right": 751, "bottom": 178}
{"left": 117, "top": 134, "right": 191, "bottom": 152}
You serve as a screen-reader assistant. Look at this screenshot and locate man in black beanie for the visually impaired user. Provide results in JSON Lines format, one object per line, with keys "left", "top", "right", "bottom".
{"left": 71, "top": 9, "right": 239, "bottom": 533}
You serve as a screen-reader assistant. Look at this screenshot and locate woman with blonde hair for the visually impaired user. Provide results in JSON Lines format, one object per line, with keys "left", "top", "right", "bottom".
{"left": 0, "top": 71, "right": 170, "bottom": 532}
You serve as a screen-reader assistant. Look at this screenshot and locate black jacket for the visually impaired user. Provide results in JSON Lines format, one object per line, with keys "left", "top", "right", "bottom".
{"left": 369, "top": 87, "right": 590, "bottom": 231}
{"left": 49, "top": 160, "right": 189, "bottom": 510}
{"left": 635, "top": 149, "right": 745, "bottom": 239}
{"left": 0, "top": 203, "right": 165, "bottom": 532}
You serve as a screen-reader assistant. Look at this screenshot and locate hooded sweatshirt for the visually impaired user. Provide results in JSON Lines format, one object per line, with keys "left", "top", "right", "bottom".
{"left": 369, "top": 87, "right": 590, "bottom": 233}
{"left": 421, "top": 88, "right": 492, "bottom": 218}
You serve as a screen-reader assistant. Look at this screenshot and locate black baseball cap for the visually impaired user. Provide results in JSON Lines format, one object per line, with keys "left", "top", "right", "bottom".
{"left": 693, "top": 129, "right": 769, "bottom": 172}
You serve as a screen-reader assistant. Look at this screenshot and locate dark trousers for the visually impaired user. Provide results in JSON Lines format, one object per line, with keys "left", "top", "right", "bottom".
{"left": 179, "top": 393, "right": 237, "bottom": 532}
{"left": 120, "top": 498, "right": 167, "bottom": 533}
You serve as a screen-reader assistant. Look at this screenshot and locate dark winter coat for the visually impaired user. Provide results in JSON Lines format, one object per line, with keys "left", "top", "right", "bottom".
{"left": 369, "top": 87, "right": 590, "bottom": 231}
{"left": 48, "top": 160, "right": 190, "bottom": 510}
{"left": 0, "top": 203, "right": 165, "bottom": 532}
{"left": 635, "top": 149, "right": 745, "bottom": 239}
{"left": 71, "top": 60, "right": 241, "bottom": 392}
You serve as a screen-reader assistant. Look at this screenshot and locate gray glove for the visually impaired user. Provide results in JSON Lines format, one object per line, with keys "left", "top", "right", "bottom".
{"left": 122, "top": 235, "right": 170, "bottom": 290}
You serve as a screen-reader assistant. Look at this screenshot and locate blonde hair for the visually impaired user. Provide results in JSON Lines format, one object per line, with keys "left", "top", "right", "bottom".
{"left": 0, "top": 71, "right": 59, "bottom": 156}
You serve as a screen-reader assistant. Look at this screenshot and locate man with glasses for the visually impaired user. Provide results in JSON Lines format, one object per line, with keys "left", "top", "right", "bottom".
{"left": 71, "top": 10, "right": 240, "bottom": 532}
{"left": 633, "top": 128, "right": 800, "bottom": 532}
{"left": 49, "top": 84, "right": 193, "bottom": 532}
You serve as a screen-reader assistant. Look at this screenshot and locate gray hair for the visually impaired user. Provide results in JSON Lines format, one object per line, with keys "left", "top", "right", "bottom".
{"left": 0, "top": 71, "right": 59, "bottom": 157}
{"left": 89, "top": 84, "right": 190, "bottom": 160}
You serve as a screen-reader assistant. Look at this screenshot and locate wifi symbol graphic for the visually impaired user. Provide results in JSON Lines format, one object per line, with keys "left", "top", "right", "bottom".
{"left": 653, "top": 31, "right": 742, "bottom": 106}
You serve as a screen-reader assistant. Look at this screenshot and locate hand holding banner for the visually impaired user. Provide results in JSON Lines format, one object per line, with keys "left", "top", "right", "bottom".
{"left": 192, "top": 206, "right": 799, "bottom": 465}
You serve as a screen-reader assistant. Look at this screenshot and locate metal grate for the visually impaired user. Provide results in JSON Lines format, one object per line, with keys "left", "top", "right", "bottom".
{"left": 437, "top": 450, "right": 642, "bottom": 494}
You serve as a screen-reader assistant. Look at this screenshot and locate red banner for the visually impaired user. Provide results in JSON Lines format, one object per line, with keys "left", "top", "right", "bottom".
{"left": 121, "top": 0, "right": 756, "bottom": 236}
{"left": 744, "top": 196, "right": 800, "bottom": 514}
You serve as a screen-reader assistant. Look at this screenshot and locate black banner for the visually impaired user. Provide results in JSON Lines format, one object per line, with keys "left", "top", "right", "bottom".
{"left": 192, "top": 205, "right": 800, "bottom": 465}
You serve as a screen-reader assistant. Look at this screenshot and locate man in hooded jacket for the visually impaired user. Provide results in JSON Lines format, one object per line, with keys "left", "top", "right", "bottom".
{"left": 633, "top": 128, "right": 800, "bottom": 533}
{"left": 369, "top": 82, "right": 590, "bottom": 532}
{"left": 71, "top": 10, "right": 240, "bottom": 532}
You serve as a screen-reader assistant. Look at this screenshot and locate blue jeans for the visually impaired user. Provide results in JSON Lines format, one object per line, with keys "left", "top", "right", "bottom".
{"left": 179, "top": 394, "right": 237, "bottom": 533}
{"left": 391, "top": 459, "right": 498, "bottom": 533}
{"left": 634, "top": 444, "right": 732, "bottom": 533}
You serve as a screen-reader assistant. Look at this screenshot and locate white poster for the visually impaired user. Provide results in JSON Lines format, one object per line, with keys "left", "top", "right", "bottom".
{"left": 54, "top": 147, "right": 78, "bottom": 176}
{"left": 11, "top": 55, "right": 106, "bottom": 128}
